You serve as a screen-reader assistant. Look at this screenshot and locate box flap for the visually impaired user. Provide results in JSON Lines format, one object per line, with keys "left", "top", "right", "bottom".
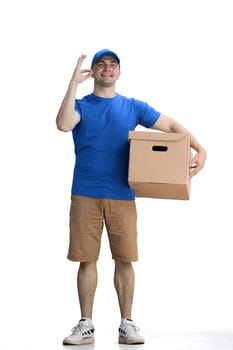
{"left": 128, "top": 131, "right": 189, "bottom": 142}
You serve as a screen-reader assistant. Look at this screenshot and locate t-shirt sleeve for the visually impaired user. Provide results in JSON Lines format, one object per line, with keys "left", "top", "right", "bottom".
{"left": 135, "top": 100, "right": 161, "bottom": 128}
{"left": 74, "top": 99, "right": 81, "bottom": 115}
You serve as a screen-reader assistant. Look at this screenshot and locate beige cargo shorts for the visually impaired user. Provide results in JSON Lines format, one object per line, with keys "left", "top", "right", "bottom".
{"left": 68, "top": 195, "right": 138, "bottom": 262}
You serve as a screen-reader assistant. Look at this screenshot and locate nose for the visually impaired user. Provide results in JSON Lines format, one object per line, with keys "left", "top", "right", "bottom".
{"left": 103, "top": 63, "right": 112, "bottom": 69}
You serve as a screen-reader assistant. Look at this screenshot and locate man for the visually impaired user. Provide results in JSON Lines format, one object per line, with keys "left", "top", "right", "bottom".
{"left": 56, "top": 49, "right": 206, "bottom": 345}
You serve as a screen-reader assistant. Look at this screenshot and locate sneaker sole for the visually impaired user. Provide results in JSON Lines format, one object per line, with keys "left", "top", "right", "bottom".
{"left": 118, "top": 336, "right": 145, "bottom": 345}
{"left": 63, "top": 338, "right": 94, "bottom": 345}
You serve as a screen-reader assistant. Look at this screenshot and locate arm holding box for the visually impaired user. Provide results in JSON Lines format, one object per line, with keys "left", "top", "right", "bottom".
{"left": 151, "top": 114, "right": 207, "bottom": 178}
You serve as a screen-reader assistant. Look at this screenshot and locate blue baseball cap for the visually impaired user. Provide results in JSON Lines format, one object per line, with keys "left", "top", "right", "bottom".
{"left": 91, "top": 49, "right": 120, "bottom": 68}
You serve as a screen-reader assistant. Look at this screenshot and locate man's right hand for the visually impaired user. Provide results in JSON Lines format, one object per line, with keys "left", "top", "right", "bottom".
{"left": 70, "top": 54, "right": 93, "bottom": 86}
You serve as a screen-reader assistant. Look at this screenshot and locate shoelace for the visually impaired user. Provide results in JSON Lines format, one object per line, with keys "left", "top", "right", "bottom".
{"left": 71, "top": 323, "right": 90, "bottom": 334}
{"left": 121, "top": 322, "right": 140, "bottom": 334}
{"left": 129, "top": 323, "right": 140, "bottom": 333}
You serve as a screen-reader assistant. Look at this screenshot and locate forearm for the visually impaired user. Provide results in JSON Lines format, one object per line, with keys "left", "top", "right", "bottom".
{"left": 151, "top": 114, "right": 206, "bottom": 175}
{"left": 168, "top": 119, "right": 205, "bottom": 154}
{"left": 56, "top": 81, "right": 80, "bottom": 132}
{"left": 56, "top": 55, "right": 92, "bottom": 132}
{"left": 152, "top": 114, "right": 205, "bottom": 153}
{"left": 167, "top": 119, "right": 205, "bottom": 155}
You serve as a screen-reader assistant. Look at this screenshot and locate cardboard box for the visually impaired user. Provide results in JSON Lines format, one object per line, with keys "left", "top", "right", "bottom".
{"left": 128, "top": 131, "right": 191, "bottom": 200}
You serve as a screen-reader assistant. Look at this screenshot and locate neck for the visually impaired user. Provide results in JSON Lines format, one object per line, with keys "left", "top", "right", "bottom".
{"left": 93, "top": 85, "right": 116, "bottom": 98}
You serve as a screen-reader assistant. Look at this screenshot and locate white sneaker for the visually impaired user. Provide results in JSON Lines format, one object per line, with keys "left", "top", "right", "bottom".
{"left": 63, "top": 318, "right": 95, "bottom": 345}
{"left": 118, "top": 318, "right": 144, "bottom": 344}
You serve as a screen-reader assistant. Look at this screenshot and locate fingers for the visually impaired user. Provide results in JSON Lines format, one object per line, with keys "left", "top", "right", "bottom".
{"left": 81, "top": 69, "right": 93, "bottom": 81}
{"left": 71, "top": 54, "right": 93, "bottom": 83}
{"left": 189, "top": 160, "right": 204, "bottom": 178}
{"left": 77, "top": 54, "right": 87, "bottom": 66}
{"left": 81, "top": 68, "right": 93, "bottom": 75}
{"left": 77, "top": 55, "right": 93, "bottom": 75}
{"left": 189, "top": 164, "right": 198, "bottom": 178}
{"left": 189, "top": 149, "right": 206, "bottom": 178}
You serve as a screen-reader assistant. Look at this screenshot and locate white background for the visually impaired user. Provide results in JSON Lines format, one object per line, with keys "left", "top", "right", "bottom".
{"left": 0, "top": 0, "right": 233, "bottom": 349}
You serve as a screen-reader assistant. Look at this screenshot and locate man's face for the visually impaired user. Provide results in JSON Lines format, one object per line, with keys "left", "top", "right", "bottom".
{"left": 92, "top": 55, "right": 121, "bottom": 87}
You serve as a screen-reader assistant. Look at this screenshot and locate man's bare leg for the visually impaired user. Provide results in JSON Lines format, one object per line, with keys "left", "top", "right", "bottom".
{"left": 77, "top": 261, "right": 97, "bottom": 318}
{"left": 114, "top": 261, "right": 135, "bottom": 319}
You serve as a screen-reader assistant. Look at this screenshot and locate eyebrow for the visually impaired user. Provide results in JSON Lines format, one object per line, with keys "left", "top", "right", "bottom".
{"left": 96, "top": 58, "right": 118, "bottom": 64}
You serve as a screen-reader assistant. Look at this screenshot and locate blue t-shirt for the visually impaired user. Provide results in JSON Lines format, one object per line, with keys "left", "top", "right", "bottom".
{"left": 71, "top": 93, "right": 160, "bottom": 200}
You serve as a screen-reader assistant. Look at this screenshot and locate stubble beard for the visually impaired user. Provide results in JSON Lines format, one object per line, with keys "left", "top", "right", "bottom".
{"left": 97, "top": 79, "right": 116, "bottom": 88}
